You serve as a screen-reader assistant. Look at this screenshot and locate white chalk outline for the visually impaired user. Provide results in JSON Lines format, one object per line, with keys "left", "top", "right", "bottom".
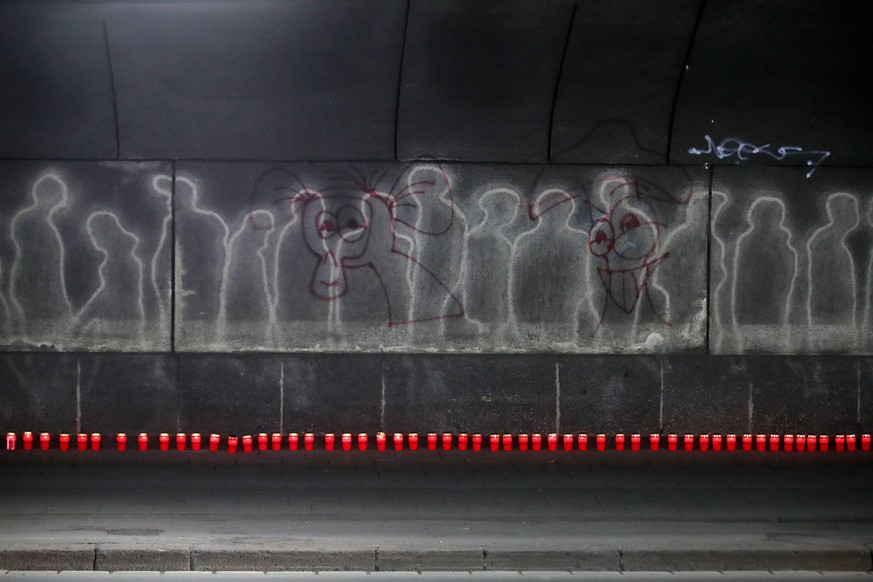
{"left": 709, "top": 191, "right": 731, "bottom": 352}
{"left": 150, "top": 174, "right": 174, "bottom": 333}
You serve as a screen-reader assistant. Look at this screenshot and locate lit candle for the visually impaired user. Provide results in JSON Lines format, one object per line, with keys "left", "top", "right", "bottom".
{"left": 138, "top": 433, "right": 149, "bottom": 451}
{"left": 270, "top": 433, "right": 281, "bottom": 451}
{"left": 227, "top": 436, "right": 238, "bottom": 454}
{"left": 471, "top": 433, "right": 482, "bottom": 451}
{"left": 650, "top": 434, "right": 660, "bottom": 451}
{"left": 442, "top": 433, "right": 453, "bottom": 451}
{"left": 40, "top": 432, "right": 51, "bottom": 451}
{"left": 531, "top": 434, "right": 542, "bottom": 451}
{"left": 60, "top": 433, "right": 71, "bottom": 452}
{"left": 90, "top": 433, "right": 101, "bottom": 451}
{"left": 489, "top": 434, "right": 500, "bottom": 452}
{"left": 615, "top": 434, "right": 626, "bottom": 451}
{"left": 116, "top": 433, "right": 127, "bottom": 451}
{"left": 22, "top": 432, "right": 33, "bottom": 450}
{"left": 209, "top": 433, "right": 221, "bottom": 452}
{"left": 288, "top": 433, "right": 299, "bottom": 451}
{"left": 191, "top": 433, "right": 202, "bottom": 451}
{"left": 376, "top": 432, "right": 387, "bottom": 451}
{"left": 458, "top": 433, "right": 469, "bottom": 451}
{"left": 357, "top": 433, "right": 368, "bottom": 451}
{"left": 393, "top": 433, "right": 404, "bottom": 451}
{"left": 242, "top": 435, "right": 253, "bottom": 453}
{"left": 595, "top": 434, "right": 606, "bottom": 452}
{"left": 408, "top": 433, "right": 419, "bottom": 451}
{"left": 630, "top": 434, "right": 641, "bottom": 451}
{"left": 562, "top": 434, "right": 573, "bottom": 451}
{"left": 518, "top": 434, "right": 529, "bottom": 451}
{"left": 726, "top": 434, "right": 736, "bottom": 451}
{"left": 176, "top": 433, "right": 187, "bottom": 451}
{"left": 577, "top": 434, "right": 588, "bottom": 451}
{"left": 257, "top": 433, "right": 268, "bottom": 451}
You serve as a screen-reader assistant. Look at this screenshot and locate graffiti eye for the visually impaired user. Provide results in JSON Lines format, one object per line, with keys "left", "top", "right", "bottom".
{"left": 620, "top": 212, "right": 640, "bottom": 233}
{"left": 319, "top": 219, "right": 335, "bottom": 233}
{"left": 587, "top": 218, "right": 614, "bottom": 257}
{"left": 336, "top": 205, "right": 369, "bottom": 243}
{"left": 346, "top": 218, "right": 359, "bottom": 230}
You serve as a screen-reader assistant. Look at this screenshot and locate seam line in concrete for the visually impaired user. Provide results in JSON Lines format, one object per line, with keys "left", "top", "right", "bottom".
{"left": 482, "top": 548, "right": 488, "bottom": 571}
{"left": 374, "top": 546, "right": 380, "bottom": 572}
{"left": 618, "top": 548, "right": 624, "bottom": 573}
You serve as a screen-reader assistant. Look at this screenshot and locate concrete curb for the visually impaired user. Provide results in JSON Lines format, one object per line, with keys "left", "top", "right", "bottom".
{"left": 0, "top": 546, "right": 871, "bottom": 572}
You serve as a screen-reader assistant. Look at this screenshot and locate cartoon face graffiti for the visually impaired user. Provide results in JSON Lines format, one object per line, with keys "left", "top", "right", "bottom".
{"left": 299, "top": 193, "right": 374, "bottom": 300}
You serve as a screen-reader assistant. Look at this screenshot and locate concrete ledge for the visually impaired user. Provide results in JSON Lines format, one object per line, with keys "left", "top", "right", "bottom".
{"left": 95, "top": 548, "right": 191, "bottom": 572}
{"left": 0, "top": 549, "right": 95, "bottom": 571}
{"left": 621, "top": 548, "right": 873, "bottom": 572}
{"left": 485, "top": 549, "right": 619, "bottom": 571}
{"left": 377, "top": 549, "right": 484, "bottom": 571}
{"left": 190, "top": 549, "right": 375, "bottom": 572}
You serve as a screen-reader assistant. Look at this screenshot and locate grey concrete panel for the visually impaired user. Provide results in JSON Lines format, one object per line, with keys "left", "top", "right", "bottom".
{"left": 484, "top": 549, "right": 618, "bottom": 571}
{"left": 550, "top": 0, "right": 701, "bottom": 164}
{"left": 378, "top": 550, "right": 483, "bottom": 572}
{"left": 179, "top": 355, "right": 283, "bottom": 436}
{"left": 671, "top": 0, "right": 873, "bottom": 168}
{"left": 397, "top": 0, "right": 574, "bottom": 162}
{"left": 191, "top": 550, "right": 374, "bottom": 572}
{"left": 710, "top": 167, "right": 873, "bottom": 355}
{"left": 77, "top": 355, "right": 177, "bottom": 436}
{"left": 382, "top": 355, "right": 556, "bottom": 434}
{"left": 622, "top": 547, "right": 872, "bottom": 572}
{"left": 0, "top": 4, "right": 117, "bottom": 159}
{"left": 558, "top": 356, "right": 661, "bottom": 434}
{"left": 0, "top": 162, "right": 173, "bottom": 351}
{"left": 0, "top": 549, "right": 95, "bottom": 572}
{"left": 662, "top": 356, "right": 752, "bottom": 435}
{"left": 174, "top": 163, "right": 707, "bottom": 353}
{"left": 0, "top": 354, "right": 78, "bottom": 433}
{"left": 862, "top": 358, "right": 873, "bottom": 434}
{"left": 95, "top": 548, "right": 191, "bottom": 572}
{"left": 106, "top": 1, "right": 405, "bottom": 160}
{"left": 749, "top": 357, "right": 860, "bottom": 434}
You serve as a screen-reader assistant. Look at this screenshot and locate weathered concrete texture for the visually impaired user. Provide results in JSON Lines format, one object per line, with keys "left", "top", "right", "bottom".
{"left": 0, "top": 548, "right": 95, "bottom": 571}
{"left": 0, "top": 354, "right": 78, "bottom": 433}
{"left": 671, "top": 0, "right": 873, "bottom": 168}
{"left": 378, "top": 550, "right": 483, "bottom": 572}
{"left": 397, "top": 0, "right": 574, "bottom": 162}
{"left": 174, "top": 162, "right": 707, "bottom": 354}
{"left": 0, "top": 4, "right": 116, "bottom": 159}
{"left": 551, "top": 0, "right": 701, "bottom": 164}
{"left": 0, "top": 162, "right": 173, "bottom": 351}
{"left": 191, "top": 549, "right": 374, "bottom": 572}
{"left": 621, "top": 547, "right": 873, "bottom": 572}
{"left": 382, "top": 355, "right": 556, "bottom": 434}
{"left": 484, "top": 549, "right": 618, "bottom": 571}
{"left": 861, "top": 358, "right": 873, "bottom": 433}
{"left": 662, "top": 356, "right": 752, "bottom": 434}
{"left": 710, "top": 167, "right": 873, "bottom": 355}
{"left": 95, "top": 548, "right": 191, "bottom": 572}
{"left": 106, "top": 1, "right": 405, "bottom": 160}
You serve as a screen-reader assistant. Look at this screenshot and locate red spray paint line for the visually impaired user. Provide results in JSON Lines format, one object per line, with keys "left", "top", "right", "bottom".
{"left": 116, "top": 433, "right": 127, "bottom": 451}
{"left": 40, "top": 432, "right": 51, "bottom": 451}
{"left": 577, "top": 434, "right": 588, "bottom": 451}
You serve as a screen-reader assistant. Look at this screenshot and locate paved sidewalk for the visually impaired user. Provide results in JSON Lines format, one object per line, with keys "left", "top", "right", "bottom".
{"left": 1, "top": 450, "right": 871, "bottom": 572}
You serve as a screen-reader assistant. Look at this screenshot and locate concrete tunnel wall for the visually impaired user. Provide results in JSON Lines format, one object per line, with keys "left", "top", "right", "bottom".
{"left": 1, "top": 0, "right": 873, "bottom": 437}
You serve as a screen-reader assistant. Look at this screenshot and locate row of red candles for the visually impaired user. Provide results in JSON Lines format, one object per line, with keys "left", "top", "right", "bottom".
{"left": 5, "top": 431, "right": 873, "bottom": 453}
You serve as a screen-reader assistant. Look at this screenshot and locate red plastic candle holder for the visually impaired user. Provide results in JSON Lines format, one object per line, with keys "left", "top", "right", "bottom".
{"left": 699, "top": 434, "right": 709, "bottom": 452}
{"left": 595, "top": 434, "right": 606, "bottom": 452}
{"left": 615, "top": 434, "right": 626, "bottom": 451}
{"left": 326, "top": 433, "right": 337, "bottom": 451}
{"left": 726, "top": 434, "right": 736, "bottom": 451}
{"left": 427, "top": 433, "right": 438, "bottom": 451}
{"left": 819, "top": 435, "right": 829, "bottom": 451}
{"left": 40, "top": 432, "right": 51, "bottom": 451}
{"left": 393, "top": 433, "right": 404, "bottom": 451}
{"left": 783, "top": 434, "right": 794, "bottom": 451}
{"left": 768, "top": 434, "right": 779, "bottom": 452}
{"left": 270, "top": 433, "right": 281, "bottom": 451}
{"left": 441, "top": 433, "right": 452, "bottom": 450}
{"left": 257, "top": 433, "right": 268, "bottom": 451}
{"left": 90, "top": 433, "right": 101, "bottom": 451}
{"left": 711, "top": 435, "right": 722, "bottom": 452}
{"left": 742, "top": 434, "right": 752, "bottom": 451}
{"left": 409, "top": 433, "right": 419, "bottom": 451}
{"left": 846, "top": 434, "right": 856, "bottom": 452}
{"left": 577, "top": 433, "right": 588, "bottom": 451}
{"left": 376, "top": 432, "right": 387, "bottom": 451}
{"left": 502, "top": 434, "right": 513, "bottom": 452}
{"left": 138, "top": 433, "right": 149, "bottom": 451}
{"left": 683, "top": 434, "right": 694, "bottom": 452}
{"left": 340, "top": 433, "right": 350, "bottom": 451}
{"left": 159, "top": 433, "right": 170, "bottom": 451}
{"left": 631, "top": 434, "right": 641, "bottom": 451}
{"left": 796, "top": 435, "right": 806, "bottom": 452}
{"left": 458, "top": 433, "right": 469, "bottom": 450}
{"left": 116, "top": 433, "right": 127, "bottom": 451}
{"left": 562, "top": 434, "right": 574, "bottom": 451}
{"left": 176, "top": 433, "right": 187, "bottom": 451}
{"left": 807, "top": 435, "right": 817, "bottom": 451}
{"left": 60, "top": 433, "right": 70, "bottom": 451}
{"left": 862, "top": 434, "right": 871, "bottom": 451}
{"left": 650, "top": 434, "right": 660, "bottom": 451}
{"left": 288, "top": 433, "right": 299, "bottom": 451}
{"left": 228, "top": 436, "right": 239, "bottom": 454}
{"left": 77, "top": 433, "right": 88, "bottom": 451}
{"left": 835, "top": 435, "right": 845, "bottom": 452}
{"left": 755, "top": 434, "right": 766, "bottom": 452}
{"left": 242, "top": 435, "right": 253, "bottom": 453}
{"left": 6, "top": 432, "right": 15, "bottom": 451}
{"left": 667, "top": 434, "right": 678, "bottom": 451}
{"left": 489, "top": 434, "right": 500, "bottom": 452}
{"left": 531, "top": 434, "right": 542, "bottom": 451}
{"left": 547, "top": 433, "right": 558, "bottom": 452}
{"left": 209, "top": 433, "right": 221, "bottom": 452}
{"left": 518, "top": 434, "right": 529, "bottom": 451}
{"left": 471, "top": 433, "right": 482, "bottom": 451}
{"left": 23, "top": 431, "right": 33, "bottom": 450}
{"left": 357, "top": 433, "right": 368, "bottom": 451}
{"left": 304, "top": 433, "right": 315, "bottom": 451}
{"left": 192, "top": 433, "right": 202, "bottom": 451}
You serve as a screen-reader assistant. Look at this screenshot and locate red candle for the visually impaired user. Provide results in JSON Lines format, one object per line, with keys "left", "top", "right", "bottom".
{"left": 271, "top": 433, "right": 281, "bottom": 451}
{"left": 562, "top": 434, "right": 573, "bottom": 451}
{"left": 40, "top": 432, "right": 51, "bottom": 450}
{"left": 846, "top": 434, "right": 856, "bottom": 451}
{"left": 326, "top": 433, "right": 337, "bottom": 451}
{"left": 242, "top": 435, "right": 253, "bottom": 453}
{"left": 228, "top": 436, "right": 238, "bottom": 454}
{"left": 471, "top": 433, "right": 482, "bottom": 451}
{"left": 90, "top": 433, "right": 101, "bottom": 451}
{"left": 116, "top": 433, "right": 127, "bottom": 451}
{"left": 547, "top": 433, "right": 558, "bottom": 451}
{"left": 531, "top": 434, "right": 542, "bottom": 451}
{"left": 489, "top": 434, "right": 500, "bottom": 452}
{"left": 60, "top": 433, "right": 70, "bottom": 452}
{"left": 699, "top": 434, "right": 709, "bottom": 452}
{"left": 783, "top": 434, "right": 794, "bottom": 451}
{"left": 6, "top": 432, "right": 16, "bottom": 451}
{"left": 138, "top": 433, "right": 149, "bottom": 451}
{"left": 458, "top": 433, "right": 469, "bottom": 451}
{"left": 835, "top": 435, "right": 845, "bottom": 452}
{"left": 159, "top": 433, "right": 170, "bottom": 451}
{"left": 711, "top": 434, "right": 722, "bottom": 451}
{"left": 22, "top": 431, "right": 33, "bottom": 450}
{"left": 304, "top": 433, "right": 314, "bottom": 451}
{"left": 577, "top": 434, "right": 588, "bottom": 451}
{"left": 209, "top": 433, "right": 221, "bottom": 452}
{"left": 77, "top": 433, "right": 88, "bottom": 451}
{"left": 357, "top": 433, "right": 368, "bottom": 451}
{"left": 807, "top": 434, "right": 817, "bottom": 451}
{"left": 595, "top": 433, "right": 606, "bottom": 452}
{"left": 427, "top": 433, "right": 438, "bottom": 451}
{"left": 726, "top": 434, "right": 736, "bottom": 451}
{"left": 755, "top": 434, "right": 766, "bottom": 452}
{"left": 615, "top": 434, "right": 625, "bottom": 451}
{"left": 257, "top": 433, "right": 268, "bottom": 451}
{"left": 819, "top": 435, "right": 829, "bottom": 451}
{"left": 442, "top": 433, "right": 452, "bottom": 450}
{"left": 288, "top": 433, "right": 299, "bottom": 451}
{"left": 796, "top": 434, "right": 806, "bottom": 451}
{"left": 683, "top": 434, "right": 694, "bottom": 452}
{"left": 393, "top": 433, "right": 404, "bottom": 451}
{"left": 650, "top": 434, "right": 660, "bottom": 451}
{"left": 192, "top": 433, "right": 202, "bottom": 451}
{"left": 630, "top": 434, "right": 641, "bottom": 451}
{"left": 518, "top": 434, "right": 529, "bottom": 451}
{"left": 742, "top": 434, "right": 752, "bottom": 451}
{"left": 408, "top": 433, "right": 419, "bottom": 451}
{"left": 667, "top": 434, "right": 678, "bottom": 451}
{"left": 376, "top": 432, "right": 387, "bottom": 451}
{"left": 176, "top": 433, "right": 187, "bottom": 451}
{"left": 862, "top": 434, "right": 871, "bottom": 451}
{"left": 768, "top": 434, "right": 779, "bottom": 452}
